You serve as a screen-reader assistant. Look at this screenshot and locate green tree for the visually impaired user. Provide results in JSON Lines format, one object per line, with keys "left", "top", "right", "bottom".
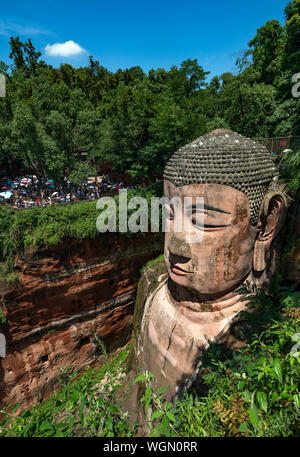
{"left": 217, "top": 67, "right": 276, "bottom": 137}
{"left": 283, "top": 0, "right": 300, "bottom": 74}
{"left": 248, "top": 20, "right": 284, "bottom": 84}
{"left": 68, "top": 162, "right": 97, "bottom": 186}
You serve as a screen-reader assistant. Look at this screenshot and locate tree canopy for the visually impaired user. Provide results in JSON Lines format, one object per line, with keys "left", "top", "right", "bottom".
{"left": 0, "top": 0, "right": 299, "bottom": 183}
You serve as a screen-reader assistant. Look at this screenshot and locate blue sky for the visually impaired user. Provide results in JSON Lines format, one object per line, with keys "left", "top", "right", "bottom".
{"left": 0, "top": 0, "right": 287, "bottom": 79}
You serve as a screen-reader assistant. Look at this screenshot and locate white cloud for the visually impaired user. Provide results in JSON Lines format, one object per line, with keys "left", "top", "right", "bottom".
{"left": 45, "top": 40, "right": 85, "bottom": 58}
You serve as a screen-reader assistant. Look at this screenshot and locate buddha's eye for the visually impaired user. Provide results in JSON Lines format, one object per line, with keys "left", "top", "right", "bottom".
{"left": 190, "top": 209, "right": 231, "bottom": 231}
{"left": 191, "top": 212, "right": 204, "bottom": 227}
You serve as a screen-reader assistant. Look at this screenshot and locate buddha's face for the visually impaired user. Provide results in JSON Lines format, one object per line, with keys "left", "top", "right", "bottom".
{"left": 164, "top": 180, "right": 258, "bottom": 296}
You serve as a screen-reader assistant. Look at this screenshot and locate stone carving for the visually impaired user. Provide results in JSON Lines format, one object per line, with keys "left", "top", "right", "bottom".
{"left": 133, "top": 129, "right": 288, "bottom": 400}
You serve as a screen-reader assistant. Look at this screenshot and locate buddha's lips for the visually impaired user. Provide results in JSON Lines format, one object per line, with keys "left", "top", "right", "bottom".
{"left": 170, "top": 263, "right": 193, "bottom": 275}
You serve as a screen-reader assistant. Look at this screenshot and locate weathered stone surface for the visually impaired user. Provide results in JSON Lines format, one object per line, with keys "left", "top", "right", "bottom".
{"left": 0, "top": 233, "right": 163, "bottom": 411}
{"left": 131, "top": 130, "right": 287, "bottom": 403}
{"left": 163, "top": 128, "right": 278, "bottom": 225}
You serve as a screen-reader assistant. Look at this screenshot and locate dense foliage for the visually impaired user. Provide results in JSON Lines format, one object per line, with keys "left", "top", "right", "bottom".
{"left": 0, "top": 280, "right": 299, "bottom": 437}
{"left": 0, "top": 185, "right": 161, "bottom": 280}
{"left": 0, "top": 1, "right": 300, "bottom": 182}
{"left": 0, "top": 343, "right": 135, "bottom": 437}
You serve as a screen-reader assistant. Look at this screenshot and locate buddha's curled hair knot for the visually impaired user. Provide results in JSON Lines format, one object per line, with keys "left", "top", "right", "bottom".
{"left": 163, "top": 129, "right": 279, "bottom": 225}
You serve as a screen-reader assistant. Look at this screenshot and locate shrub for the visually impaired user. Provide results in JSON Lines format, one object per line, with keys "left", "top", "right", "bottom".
{"left": 0, "top": 185, "right": 162, "bottom": 280}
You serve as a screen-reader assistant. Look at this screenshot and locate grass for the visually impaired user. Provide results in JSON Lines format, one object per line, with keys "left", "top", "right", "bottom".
{"left": 140, "top": 253, "right": 164, "bottom": 275}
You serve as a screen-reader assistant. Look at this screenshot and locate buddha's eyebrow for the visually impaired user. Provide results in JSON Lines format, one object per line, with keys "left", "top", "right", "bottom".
{"left": 186, "top": 204, "right": 231, "bottom": 215}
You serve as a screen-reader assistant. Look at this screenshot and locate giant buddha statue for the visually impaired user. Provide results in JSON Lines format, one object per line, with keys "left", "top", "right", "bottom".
{"left": 130, "top": 129, "right": 287, "bottom": 402}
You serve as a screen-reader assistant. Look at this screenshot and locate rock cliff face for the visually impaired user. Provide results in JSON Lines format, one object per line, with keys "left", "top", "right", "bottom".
{"left": 0, "top": 233, "right": 163, "bottom": 411}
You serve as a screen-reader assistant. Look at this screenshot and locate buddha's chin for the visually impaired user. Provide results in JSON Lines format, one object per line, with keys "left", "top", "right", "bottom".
{"left": 169, "top": 269, "right": 245, "bottom": 297}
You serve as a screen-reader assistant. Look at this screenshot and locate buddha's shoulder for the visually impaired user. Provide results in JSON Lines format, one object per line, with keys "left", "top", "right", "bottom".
{"left": 132, "top": 255, "right": 168, "bottom": 340}
{"left": 127, "top": 255, "right": 168, "bottom": 374}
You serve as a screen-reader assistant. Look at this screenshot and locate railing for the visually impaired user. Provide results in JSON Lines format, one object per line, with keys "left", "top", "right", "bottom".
{"left": 254, "top": 136, "right": 300, "bottom": 157}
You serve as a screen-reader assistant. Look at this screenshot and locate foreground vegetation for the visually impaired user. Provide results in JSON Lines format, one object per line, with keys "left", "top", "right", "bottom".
{"left": 0, "top": 277, "right": 299, "bottom": 437}
{"left": 0, "top": 343, "right": 135, "bottom": 437}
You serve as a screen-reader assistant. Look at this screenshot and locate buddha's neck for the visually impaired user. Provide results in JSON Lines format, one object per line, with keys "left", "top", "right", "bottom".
{"left": 168, "top": 272, "right": 252, "bottom": 313}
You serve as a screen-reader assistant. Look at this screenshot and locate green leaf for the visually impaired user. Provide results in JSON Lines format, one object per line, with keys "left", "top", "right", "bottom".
{"left": 105, "top": 415, "right": 113, "bottom": 431}
{"left": 78, "top": 394, "right": 87, "bottom": 420}
{"left": 273, "top": 359, "right": 283, "bottom": 384}
{"left": 166, "top": 412, "right": 175, "bottom": 422}
{"left": 23, "top": 423, "right": 35, "bottom": 436}
{"left": 243, "top": 390, "right": 251, "bottom": 403}
{"left": 249, "top": 406, "right": 259, "bottom": 430}
{"left": 53, "top": 430, "right": 65, "bottom": 437}
{"left": 293, "top": 394, "right": 300, "bottom": 409}
{"left": 145, "top": 386, "right": 152, "bottom": 401}
{"left": 256, "top": 391, "right": 268, "bottom": 413}
{"left": 157, "top": 385, "right": 168, "bottom": 395}
{"left": 150, "top": 411, "right": 164, "bottom": 421}
{"left": 71, "top": 391, "right": 79, "bottom": 403}
{"left": 246, "top": 363, "right": 256, "bottom": 377}
{"left": 107, "top": 405, "right": 119, "bottom": 414}
{"left": 39, "top": 420, "right": 53, "bottom": 432}
{"left": 238, "top": 422, "right": 249, "bottom": 433}
{"left": 42, "top": 429, "right": 55, "bottom": 437}
{"left": 133, "top": 375, "right": 147, "bottom": 383}
{"left": 161, "top": 415, "right": 171, "bottom": 437}
{"left": 112, "top": 384, "right": 122, "bottom": 390}
{"left": 270, "top": 391, "right": 279, "bottom": 402}
{"left": 144, "top": 386, "right": 152, "bottom": 412}
{"left": 20, "top": 409, "right": 31, "bottom": 418}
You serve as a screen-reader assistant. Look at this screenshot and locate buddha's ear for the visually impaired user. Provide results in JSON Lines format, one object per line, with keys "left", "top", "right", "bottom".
{"left": 253, "top": 192, "right": 288, "bottom": 272}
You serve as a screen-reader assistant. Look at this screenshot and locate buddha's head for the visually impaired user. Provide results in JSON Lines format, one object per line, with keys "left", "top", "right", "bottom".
{"left": 163, "top": 129, "right": 287, "bottom": 297}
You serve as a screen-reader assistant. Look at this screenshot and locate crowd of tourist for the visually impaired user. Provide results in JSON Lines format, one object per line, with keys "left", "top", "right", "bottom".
{"left": 0, "top": 175, "right": 126, "bottom": 209}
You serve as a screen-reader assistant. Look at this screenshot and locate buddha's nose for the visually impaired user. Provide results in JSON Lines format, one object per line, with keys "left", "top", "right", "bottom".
{"left": 168, "top": 231, "right": 192, "bottom": 259}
